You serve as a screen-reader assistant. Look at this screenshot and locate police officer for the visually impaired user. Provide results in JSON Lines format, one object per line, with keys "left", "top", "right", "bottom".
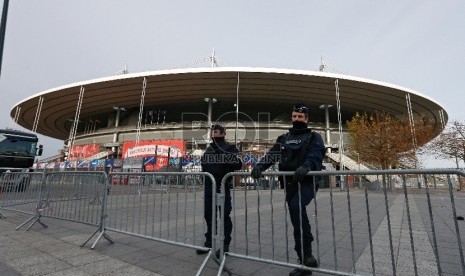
{"left": 197, "top": 124, "right": 242, "bottom": 257}
{"left": 251, "top": 104, "right": 325, "bottom": 276}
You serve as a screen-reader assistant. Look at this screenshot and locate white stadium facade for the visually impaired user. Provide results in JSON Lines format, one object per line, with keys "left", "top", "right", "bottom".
{"left": 10, "top": 67, "right": 447, "bottom": 171}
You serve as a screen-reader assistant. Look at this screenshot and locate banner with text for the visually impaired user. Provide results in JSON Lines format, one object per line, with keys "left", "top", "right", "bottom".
{"left": 121, "top": 140, "right": 185, "bottom": 159}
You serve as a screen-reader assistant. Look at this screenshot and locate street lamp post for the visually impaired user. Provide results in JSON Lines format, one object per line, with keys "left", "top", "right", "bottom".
{"left": 319, "top": 104, "right": 333, "bottom": 153}
{"left": 0, "top": 0, "right": 10, "bottom": 78}
{"left": 204, "top": 97, "right": 217, "bottom": 143}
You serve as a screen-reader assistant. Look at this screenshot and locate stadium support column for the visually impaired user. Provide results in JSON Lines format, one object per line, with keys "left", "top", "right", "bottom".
{"left": 112, "top": 106, "right": 126, "bottom": 155}
{"left": 319, "top": 104, "right": 333, "bottom": 153}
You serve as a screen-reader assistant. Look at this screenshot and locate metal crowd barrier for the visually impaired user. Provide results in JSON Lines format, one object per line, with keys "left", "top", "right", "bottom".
{"left": 101, "top": 171, "right": 219, "bottom": 274}
{"left": 15, "top": 171, "right": 107, "bottom": 235}
{"left": 0, "top": 171, "right": 45, "bottom": 218}
{"left": 216, "top": 169, "right": 465, "bottom": 276}
{"left": 3, "top": 169, "right": 465, "bottom": 276}
{"left": 1, "top": 170, "right": 220, "bottom": 274}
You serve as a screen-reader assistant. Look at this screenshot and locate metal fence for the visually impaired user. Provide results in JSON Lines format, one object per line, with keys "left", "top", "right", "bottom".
{"left": 0, "top": 171, "right": 44, "bottom": 218}
{"left": 0, "top": 170, "right": 220, "bottom": 274}
{"left": 103, "top": 172, "right": 213, "bottom": 245}
{"left": 215, "top": 169, "right": 465, "bottom": 276}
{"left": 98, "top": 171, "right": 219, "bottom": 274}
{"left": 15, "top": 171, "right": 107, "bottom": 233}
{"left": 2, "top": 169, "right": 465, "bottom": 276}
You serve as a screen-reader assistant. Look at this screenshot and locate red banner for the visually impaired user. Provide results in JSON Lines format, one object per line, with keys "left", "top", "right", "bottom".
{"left": 144, "top": 156, "right": 169, "bottom": 171}
{"left": 68, "top": 144, "right": 100, "bottom": 161}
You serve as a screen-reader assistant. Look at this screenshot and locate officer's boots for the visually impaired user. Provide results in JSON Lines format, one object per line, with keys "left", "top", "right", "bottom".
{"left": 196, "top": 240, "right": 211, "bottom": 255}
{"left": 289, "top": 245, "right": 318, "bottom": 276}
{"left": 302, "top": 248, "right": 318, "bottom": 268}
{"left": 197, "top": 240, "right": 230, "bottom": 259}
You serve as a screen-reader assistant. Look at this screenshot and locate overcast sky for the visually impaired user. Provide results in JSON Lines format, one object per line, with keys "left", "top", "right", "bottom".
{"left": 0, "top": 1, "right": 464, "bottom": 168}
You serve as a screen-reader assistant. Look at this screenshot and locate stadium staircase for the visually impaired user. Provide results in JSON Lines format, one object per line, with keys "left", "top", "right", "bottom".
{"left": 325, "top": 152, "right": 378, "bottom": 182}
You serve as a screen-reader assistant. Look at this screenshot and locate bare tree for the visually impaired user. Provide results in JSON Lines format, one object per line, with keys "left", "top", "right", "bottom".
{"left": 427, "top": 120, "right": 465, "bottom": 189}
{"left": 428, "top": 120, "right": 465, "bottom": 165}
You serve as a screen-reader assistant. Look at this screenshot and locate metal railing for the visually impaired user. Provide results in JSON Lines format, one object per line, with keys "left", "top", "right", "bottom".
{"left": 0, "top": 171, "right": 44, "bottom": 217}
{"left": 15, "top": 171, "right": 107, "bottom": 234}
{"left": 216, "top": 169, "right": 465, "bottom": 276}
{"left": 100, "top": 171, "right": 220, "bottom": 275}
{"left": 103, "top": 172, "right": 211, "bottom": 246}
{"left": 0, "top": 170, "right": 220, "bottom": 275}
{"left": 2, "top": 169, "right": 465, "bottom": 276}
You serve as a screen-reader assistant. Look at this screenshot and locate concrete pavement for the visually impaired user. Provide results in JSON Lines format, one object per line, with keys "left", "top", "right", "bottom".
{"left": 1, "top": 189, "right": 464, "bottom": 275}
{"left": 0, "top": 214, "right": 163, "bottom": 276}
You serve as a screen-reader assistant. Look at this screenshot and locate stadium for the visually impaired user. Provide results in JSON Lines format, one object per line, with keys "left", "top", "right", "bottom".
{"left": 10, "top": 67, "right": 447, "bottom": 171}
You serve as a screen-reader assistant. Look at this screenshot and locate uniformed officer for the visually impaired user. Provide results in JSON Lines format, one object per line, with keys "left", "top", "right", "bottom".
{"left": 197, "top": 124, "right": 242, "bottom": 258}
{"left": 251, "top": 103, "right": 325, "bottom": 276}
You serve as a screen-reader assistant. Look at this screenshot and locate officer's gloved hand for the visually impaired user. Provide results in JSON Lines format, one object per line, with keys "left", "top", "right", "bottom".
{"left": 292, "top": 166, "right": 310, "bottom": 185}
{"left": 251, "top": 165, "right": 263, "bottom": 179}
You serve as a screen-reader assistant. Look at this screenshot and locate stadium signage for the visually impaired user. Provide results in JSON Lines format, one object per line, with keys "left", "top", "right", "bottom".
{"left": 124, "top": 144, "right": 181, "bottom": 158}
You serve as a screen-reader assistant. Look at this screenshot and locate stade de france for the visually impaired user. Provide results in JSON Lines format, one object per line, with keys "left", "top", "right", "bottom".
{"left": 10, "top": 66, "right": 447, "bottom": 172}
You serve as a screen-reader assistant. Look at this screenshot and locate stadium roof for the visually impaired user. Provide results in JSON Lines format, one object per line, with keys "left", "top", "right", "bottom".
{"left": 11, "top": 67, "right": 447, "bottom": 140}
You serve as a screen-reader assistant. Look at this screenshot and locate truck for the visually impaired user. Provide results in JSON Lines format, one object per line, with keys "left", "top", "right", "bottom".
{"left": 0, "top": 128, "right": 43, "bottom": 192}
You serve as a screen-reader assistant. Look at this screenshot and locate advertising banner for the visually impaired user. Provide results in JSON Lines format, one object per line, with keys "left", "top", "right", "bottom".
{"left": 122, "top": 140, "right": 185, "bottom": 171}
{"left": 77, "top": 160, "right": 90, "bottom": 169}
{"left": 68, "top": 144, "right": 100, "bottom": 161}
{"left": 122, "top": 140, "right": 185, "bottom": 159}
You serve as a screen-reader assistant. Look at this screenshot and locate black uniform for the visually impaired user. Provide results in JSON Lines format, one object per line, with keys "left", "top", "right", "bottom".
{"left": 201, "top": 137, "right": 242, "bottom": 248}
{"left": 254, "top": 126, "right": 325, "bottom": 264}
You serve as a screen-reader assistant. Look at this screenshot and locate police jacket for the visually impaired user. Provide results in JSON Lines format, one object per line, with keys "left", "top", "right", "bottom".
{"left": 257, "top": 127, "right": 325, "bottom": 185}
{"left": 201, "top": 137, "right": 242, "bottom": 192}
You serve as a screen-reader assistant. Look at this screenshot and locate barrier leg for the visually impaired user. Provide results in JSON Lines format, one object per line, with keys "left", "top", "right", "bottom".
{"left": 16, "top": 211, "right": 48, "bottom": 231}
{"left": 82, "top": 172, "right": 113, "bottom": 249}
{"left": 26, "top": 215, "right": 48, "bottom": 230}
{"left": 17, "top": 200, "right": 49, "bottom": 230}
{"left": 195, "top": 250, "right": 213, "bottom": 276}
{"left": 81, "top": 225, "right": 114, "bottom": 249}
{"left": 211, "top": 191, "right": 233, "bottom": 276}
{"left": 15, "top": 215, "right": 35, "bottom": 230}
{"left": 88, "top": 194, "right": 102, "bottom": 205}
{"left": 91, "top": 228, "right": 114, "bottom": 249}
{"left": 215, "top": 254, "right": 232, "bottom": 276}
